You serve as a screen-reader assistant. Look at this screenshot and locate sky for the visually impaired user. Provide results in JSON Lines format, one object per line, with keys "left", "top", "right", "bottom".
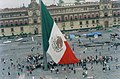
{"left": 0, "top": 0, "right": 99, "bottom": 8}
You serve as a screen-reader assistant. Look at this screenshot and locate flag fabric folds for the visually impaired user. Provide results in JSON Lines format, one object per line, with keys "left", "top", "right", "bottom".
{"left": 41, "top": 1, "right": 79, "bottom": 64}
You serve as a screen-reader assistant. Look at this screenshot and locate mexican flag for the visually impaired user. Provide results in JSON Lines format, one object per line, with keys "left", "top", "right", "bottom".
{"left": 41, "top": 1, "right": 79, "bottom": 64}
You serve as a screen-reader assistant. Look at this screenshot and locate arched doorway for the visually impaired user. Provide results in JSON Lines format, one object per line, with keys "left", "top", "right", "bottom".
{"left": 104, "top": 21, "right": 109, "bottom": 28}
{"left": 34, "top": 28, "right": 39, "bottom": 35}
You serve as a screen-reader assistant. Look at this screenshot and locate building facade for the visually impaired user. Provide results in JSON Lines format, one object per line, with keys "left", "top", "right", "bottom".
{"left": 0, "top": 0, "right": 120, "bottom": 36}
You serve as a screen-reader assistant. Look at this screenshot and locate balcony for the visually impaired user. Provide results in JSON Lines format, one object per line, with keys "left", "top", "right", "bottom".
{"left": 0, "top": 23, "right": 29, "bottom": 28}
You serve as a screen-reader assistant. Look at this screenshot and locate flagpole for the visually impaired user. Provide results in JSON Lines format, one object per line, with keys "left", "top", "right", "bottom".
{"left": 39, "top": 0, "right": 48, "bottom": 71}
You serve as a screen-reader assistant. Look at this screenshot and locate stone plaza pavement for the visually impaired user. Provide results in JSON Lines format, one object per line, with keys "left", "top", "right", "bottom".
{"left": 0, "top": 27, "right": 120, "bottom": 79}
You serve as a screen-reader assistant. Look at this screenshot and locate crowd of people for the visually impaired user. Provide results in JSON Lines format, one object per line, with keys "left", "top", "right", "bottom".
{"left": 1, "top": 57, "right": 25, "bottom": 77}
{"left": 0, "top": 28, "right": 120, "bottom": 79}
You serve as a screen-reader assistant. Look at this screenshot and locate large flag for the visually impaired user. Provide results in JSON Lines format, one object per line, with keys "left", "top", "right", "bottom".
{"left": 41, "top": 1, "right": 79, "bottom": 64}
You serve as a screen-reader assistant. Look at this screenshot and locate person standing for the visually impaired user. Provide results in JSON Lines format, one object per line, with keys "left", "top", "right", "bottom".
{"left": 72, "top": 47, "right": 74, "bottom": 51}
{"left": 65, "top": 75, "right": 68, "bottom": 79}
{"left": 8, "top": 72, "right": 10, "bottom": 76}
{"left": 73, "top": 68, "right": 76, "bottom": 74}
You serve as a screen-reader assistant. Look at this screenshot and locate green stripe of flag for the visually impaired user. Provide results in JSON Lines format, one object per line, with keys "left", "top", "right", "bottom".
{"left": 41, "top": 1, "right": 54, "bottom": 52}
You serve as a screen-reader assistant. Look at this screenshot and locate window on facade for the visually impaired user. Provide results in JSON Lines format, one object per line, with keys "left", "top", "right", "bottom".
{"left": 96, "top": 20, "right": 99, "bottom": 23}
{"left": 92, "top": 14, "right": 94, "bottom": 18}
{"left": 112, "top": 5, "right": 114, "bottom": 8}
{"left": 104, "top": 6, "right": 107, "bottom": 9}
{"left": 25, "top": 13, "right": 28, "bottom": 16}
{"left": 9, "top": 14, "right": 12, "bottom": 17}
{"left": 118, "top": 12, "right": 120, "bottom": 15}
{"left": 10, "top": 22, "right": 13, "bottom": 26}
{"left": 33, "top": 19, "right": 37, "bottom": 23}
{"left": 1, "top": 15, "right": 4, "bottom": 18}
{"left": 65, "top": 17, "right": 68, "bottom": 21}
{"left": 96, "top": 14, "right": 99, "bottom": 17}
{"left": 80, "top": 21, "right": 82, "bottom": 25}
{"left": 70, "top": 16, "right": 73, "bottom": 21}
{"left": 58, "top": 17, "right": 61, "bottom": 22}
{"left": 25, "top": 21, "right": 28, "bottom": 25}
{"left": 75, "top": 16, "right": 77, "bottom": 20}
{"left": 0, "top": 23, "right": 3, "bottom": 27}
{"left": 118, "top": 18, "right": 120, "bottom": 21}
{"left": 20, "top": 27, "right": 24, "bottom": 31}
{"left": 84, "top": 7, "right": 87, "bottom": 10}
{"left": 86, "top": 21, "right": 89, "bottom": 24}
{"left": 92, "top": 20, "right": 95, "bottom": 24}
{"left": 88, "top": 15, "right": 90, "bottom": 18}
{"left": 1, "top": 29, "right": 4, "bottom": 33}
{"left": 104, "top": 13, "right": 108, "bottom": 17}
{"left": 5, "top": 22, "right": 8, "bottom": 26}
{"left": 54, "top": 18, "right": 57, "bottom": 22}
{"left": 15, "top": 21, "right": 18, "bottom": 25}
{"left": 114, "top": 18, "right": 116, "bottom": 22}
{"left": 20, "top": 21, "right": 23, "bottom": 25}
{"left": 84, "top": 15, "right": 86, "bottom": 19}
{"left": 11, "top": 28, "right": 14, "bottom": 32}
{"left": 79, "top": 15, "right": 82, "bottom": 19}
{"left": 95, "top": 7, "right": 97, "bottom": 9}
{"left": 113, "top": 13, "right": 116, "bottom": 16}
